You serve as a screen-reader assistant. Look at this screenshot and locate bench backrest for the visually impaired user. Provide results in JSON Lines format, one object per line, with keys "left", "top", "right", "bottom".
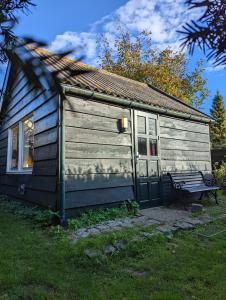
{"left": 167, "top": 171, "right": 205, "bottom": 189}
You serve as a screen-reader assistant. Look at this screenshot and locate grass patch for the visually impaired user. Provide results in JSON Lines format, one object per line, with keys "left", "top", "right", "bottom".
{"left": 202, "top": 193, "right": 226, "bottom": 217}
{"left": 0, "top": 195, "right": 59, "bottom": 227}
{"left": 0, "top": 195, "right": 140, "bottom": 231}
{"left": 0, "top": 197, "right": 226, "bottom": 299}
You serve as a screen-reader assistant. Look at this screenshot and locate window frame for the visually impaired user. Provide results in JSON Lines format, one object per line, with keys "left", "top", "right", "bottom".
{"left": 7, "top": 115, "right": 34, "bottom": 174}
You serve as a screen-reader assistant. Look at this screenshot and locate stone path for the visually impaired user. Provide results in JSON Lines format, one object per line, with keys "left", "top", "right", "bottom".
{"left": 70, "top": 206, "right": 224, "bottom": 243}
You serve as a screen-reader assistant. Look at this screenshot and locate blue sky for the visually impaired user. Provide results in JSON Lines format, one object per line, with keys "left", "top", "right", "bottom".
{"left": 1, "top": 0, "right": 225, "bottom": 114}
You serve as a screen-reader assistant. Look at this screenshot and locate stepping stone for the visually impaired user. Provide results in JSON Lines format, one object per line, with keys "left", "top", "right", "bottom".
{"left": 115, "top": 239, "right": 127, "bottom": 250}
{"left": 174, "top": 222, "right": 194, "bottom": 230}
{"left": 95, "top": 224, "right": 111, "bottom": 231}
{"left": 141, "top": 231, "right": 161, "bottom": 238}
{"left": 124, "top": 268, "right": 148, "bottom": 277}
{"left": 76, "top": 229, "right": 90, "bottom": 238}
{"left": 157, "top": 225, "right": 177, "bottom": 234}
{"left": 87, "top": 228, "right": 101, "bottom": 235}
{"left": 191, "top": 203, "right": 203, "bottom": 213}
{"left": 141, "top": 207, "right": 190, "bottom": 223}
{"left": 144, "top": 219, "right": 161, "bottom": 226}
{"left": 104, "top": 244, "right": 116, "bottom": 255}
{"left": 121, "top": 222, "right": 134, "bottom": 228}
{"left": 106, "top": 220, "right": 123, "bottom": 228}
{"left": 111, "top": 226, "right": 123, "bottom": 231}
{"left": 84, "top": 248, "right": 99, "bottom": 258}
{"left": 199, "top": 215, "right": 213, "bottom": 224}
{"left": 183, "top": 218, "right": 204, "bottom": 225}
{"left": 132, "top": 216, "right": 148, "bottom": 225}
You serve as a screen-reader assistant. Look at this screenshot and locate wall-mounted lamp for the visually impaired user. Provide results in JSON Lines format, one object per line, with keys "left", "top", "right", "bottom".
{"left": 120, "top": 117, "right": 128, "bottom": 132}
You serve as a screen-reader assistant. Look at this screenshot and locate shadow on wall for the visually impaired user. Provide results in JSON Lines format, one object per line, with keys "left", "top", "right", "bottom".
{"left": 65, "top": 162, "right": 134, "bottom": 192}
{"left": 161, "top": 160, "right": 211, "bottom": 173}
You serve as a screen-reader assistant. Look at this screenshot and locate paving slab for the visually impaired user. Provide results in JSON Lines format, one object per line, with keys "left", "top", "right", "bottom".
{"left": 157, "top": 225, "right": 178, "bottom": 234}
{"left": 174, "top": 222, "right": 194, "bottom": 230}
{"left": 199, "top": 215, "right": 214, "bottom": 223}
{"left": 141, "top": 231, "right": 161, "bottom": 238}
{"left": 183, "top": 217, "right": 204, "bottom": 225}
{"left": 141, "top": 207, "right": 192, "bottom": 223}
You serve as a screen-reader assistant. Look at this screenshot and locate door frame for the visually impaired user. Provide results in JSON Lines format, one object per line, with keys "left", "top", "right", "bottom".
{"left": 133, "top": 109, "right": 162, "bottom": 207}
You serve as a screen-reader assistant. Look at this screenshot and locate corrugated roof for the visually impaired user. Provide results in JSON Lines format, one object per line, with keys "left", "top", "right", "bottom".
{"left": 32, "top": 47, "right": 211, "bottom": 119}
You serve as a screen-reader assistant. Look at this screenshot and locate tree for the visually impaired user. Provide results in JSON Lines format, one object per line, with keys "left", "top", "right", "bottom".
{"left": 99, "top": 29, "right": 209, "bottom": 108}
{"left": 210, "top": 91, "right": 226, "bottom": 146}
{"left": 0, "top": 0, "right": 87, "bottom": 98}
{"left": 0, "top": 0, "right": 34, "bottom": 64}
{"left": 179, "top": 0, "right": 226, "bottom": 66}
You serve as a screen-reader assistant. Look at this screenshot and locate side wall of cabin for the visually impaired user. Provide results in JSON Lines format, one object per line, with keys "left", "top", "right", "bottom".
{"left": 159, "top": 115, "right": 212, "bottom": 202}
{"left": 64, "top": 95, "right": 134, "bottom": 215}
{"left": 0, "top": 67, "right": 59, "bottom": 209}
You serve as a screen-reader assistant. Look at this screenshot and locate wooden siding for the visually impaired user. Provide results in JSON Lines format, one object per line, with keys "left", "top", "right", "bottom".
{"left": 64, "top": 96, "right": 134, "bottom": 209}
{"left": 0, "top": 67, "right": 59, "bottom": 209}
{"left": 159, "top": 116, "right": 211, "bottom": 174}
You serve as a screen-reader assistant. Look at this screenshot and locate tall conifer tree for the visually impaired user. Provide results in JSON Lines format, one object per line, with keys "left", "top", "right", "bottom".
{"left": 210, "top": 91, "right": 226, "bottom": 146}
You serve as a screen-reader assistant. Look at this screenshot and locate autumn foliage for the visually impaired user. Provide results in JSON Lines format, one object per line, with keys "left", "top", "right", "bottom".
{"left": 99, "top": 29, "right": 209, "bottom": 108}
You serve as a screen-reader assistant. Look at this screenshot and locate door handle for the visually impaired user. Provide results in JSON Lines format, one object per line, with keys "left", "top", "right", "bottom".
{"left": 135, "top": 154, "right": 140, "bottom": 163}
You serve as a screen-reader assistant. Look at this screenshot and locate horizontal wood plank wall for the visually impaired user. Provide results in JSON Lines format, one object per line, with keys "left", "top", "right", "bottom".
{"left": 159, "top": 116, "right": 211, "bottom": 174}
{"left": 64, "top": 96, "right": 134, "bottom": 209}
{"left": 159, "top": 116, "right": 211, "bottom": 202}
{"left": 0, "top": 69, "right": 58, "bottom": 209}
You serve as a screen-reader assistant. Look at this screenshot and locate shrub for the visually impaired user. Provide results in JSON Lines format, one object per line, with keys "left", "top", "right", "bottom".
{"left": 213, "top": 161, "right": 226, "bottom": 192}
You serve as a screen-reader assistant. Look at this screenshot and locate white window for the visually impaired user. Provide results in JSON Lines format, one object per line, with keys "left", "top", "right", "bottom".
{"left": 7, "top": 116, "right": 34, "bottom": 173}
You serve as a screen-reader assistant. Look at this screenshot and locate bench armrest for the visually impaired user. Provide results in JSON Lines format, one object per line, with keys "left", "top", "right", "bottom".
{"left": 204, "top": 177, "right": 215, "bottom": 187}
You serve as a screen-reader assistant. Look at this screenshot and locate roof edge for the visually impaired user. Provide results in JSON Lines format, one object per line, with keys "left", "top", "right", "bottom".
{"left": 63, "top": 85, "right": 214, "bottom": 124}
{"left": 146, "top": 82, "right": 213, "bottom": 121}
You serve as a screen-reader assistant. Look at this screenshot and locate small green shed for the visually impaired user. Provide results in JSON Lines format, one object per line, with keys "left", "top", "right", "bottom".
{"left": 0, "top": 48, "right": 214, "bottom": 220}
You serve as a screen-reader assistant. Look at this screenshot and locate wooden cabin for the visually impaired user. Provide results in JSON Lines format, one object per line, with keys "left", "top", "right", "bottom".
{"left": 0, "top": 48, "right": 213, "bottom": 220}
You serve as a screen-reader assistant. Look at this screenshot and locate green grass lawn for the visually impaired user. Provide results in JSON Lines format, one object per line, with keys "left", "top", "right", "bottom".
{"left": 0, "top": 201, "right": 226, "bottom": 299}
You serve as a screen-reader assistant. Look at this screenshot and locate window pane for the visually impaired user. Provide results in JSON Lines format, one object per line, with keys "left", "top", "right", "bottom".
{"left": 138, "top": 137, "right": 147, "bottom": 155}
{"left": 149, "top": 118, "right": 156, "bottom": 136}
{"left": 138, "top": 116, "right": 146, "bottom": 134}
{"left": 23, "top": 118, "right": 34, "bottom": 169}
{"left": 10, "top": 125, "right": 19, "bottom": 170}
{"left": 149, "top": 139, "right": 157, "bottom": 156}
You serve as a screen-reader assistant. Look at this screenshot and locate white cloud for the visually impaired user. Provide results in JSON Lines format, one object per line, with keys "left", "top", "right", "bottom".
{"left": 111, "top": 0, "right": 202, "bottom": 47}
{"left": 48, "top": 31, "right": 97, "bottom": 63}
{"left": 205, "top": 63, "right": 225, "bottom": 72}
{"left": 48, "top": 0, "right": 203, "bottom": 66}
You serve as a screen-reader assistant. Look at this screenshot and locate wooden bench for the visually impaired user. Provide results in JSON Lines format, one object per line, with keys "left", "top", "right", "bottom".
{"left": 167, "top": 171, "right": 220, "bottom": 204}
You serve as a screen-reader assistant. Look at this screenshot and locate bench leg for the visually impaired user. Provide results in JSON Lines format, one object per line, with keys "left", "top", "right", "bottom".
{"left": 209, "top": 191, "right": 219, "bottom": 205}
{"left": 215, "top": 190, "right": 219, "bottom": 205}
{"left": 199, "top": 192, "right": 204, "bottom": 201}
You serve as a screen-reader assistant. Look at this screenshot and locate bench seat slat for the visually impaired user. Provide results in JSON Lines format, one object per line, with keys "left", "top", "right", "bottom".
{"left": 183, "top": 186, "right": 219, "bottom": 193}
